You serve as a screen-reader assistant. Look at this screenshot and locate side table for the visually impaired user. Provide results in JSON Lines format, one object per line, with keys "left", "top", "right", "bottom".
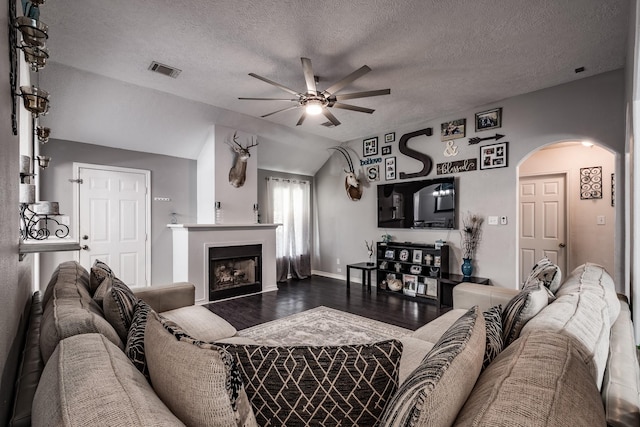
{"left": 439, "top": 273, "right": 490, "bottom": 308}
{"left": 346, "top": 262, "right": 377, "bottom": 292}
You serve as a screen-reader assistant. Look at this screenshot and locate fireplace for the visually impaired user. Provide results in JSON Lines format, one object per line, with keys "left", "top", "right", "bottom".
{"left": 209, "top": 244, "right": 262, "bottom": 300}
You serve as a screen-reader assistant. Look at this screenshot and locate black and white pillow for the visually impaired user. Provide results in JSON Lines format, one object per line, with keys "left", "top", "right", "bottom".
{"left": 378, "top": 306, "right": 485, "bottom": 427}
{"left": 89, "top": 259, "right": 114, "bottom": 294}
{"left": 502, "top": 283, "right": 550, "bottom": 347}
{"left": 220, "top": 340, "right": 403, "bottom": 426}
{"left": 103, "top": 277, "right": 138, "bottom": 342}
{"left": 482, "top": 305, "right": 503, "bottom": 370}
{"left": 125, "top": 299, "right": 153, "bottom": 381}
{"left": 523, "top": 257, "right": 562, "bottom": 293}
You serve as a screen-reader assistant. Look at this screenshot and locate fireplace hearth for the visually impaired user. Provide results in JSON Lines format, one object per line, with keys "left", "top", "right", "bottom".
{"left": 209, "top": 244, "right": 262, "bottom": 300}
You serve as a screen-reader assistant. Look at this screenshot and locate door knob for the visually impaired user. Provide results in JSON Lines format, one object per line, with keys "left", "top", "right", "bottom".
{"left": 81, "top": 245, "right": 89, "bottom": 250}
{"left": 82, "top": 235, "right": 89, "bottom": 240}
{"left": 559, "top": 243, "right": 566, "bottom": 248}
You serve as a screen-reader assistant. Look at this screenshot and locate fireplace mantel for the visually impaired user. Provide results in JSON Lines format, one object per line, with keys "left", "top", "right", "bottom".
{"left": 169, "top": 223, "right": 280, "bottom": 303}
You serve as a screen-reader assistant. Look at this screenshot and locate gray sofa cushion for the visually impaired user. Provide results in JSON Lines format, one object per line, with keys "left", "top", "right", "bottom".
{"left": 379, "top": 306, "right": 485, "bottom": 427}
{"left": 39, "top": 262, "right": 122, "bottom": 363}
{"left": 32, "top": 333, "right": 183, "bottom": 426}
{"left": 89, "top": 259, "right": 114, "bottom": 295}
{"left": 144, "top": 312, "right": 258, "bottom": 427}
{"left": 454, "top": 330, "right": 606, "bottom": 426}
{"left": 160, "top": 305, "right": 237, "bottom": 342}
{"left": 221, "top": 340, "right": 402, "bottom": 426}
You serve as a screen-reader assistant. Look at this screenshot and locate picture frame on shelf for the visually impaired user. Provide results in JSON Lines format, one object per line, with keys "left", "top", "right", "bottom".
{"left": 403, "top": 274, "right": 418, "bottom": 297}
{"left": 412, "top": 249, "right": 423, "bottom": 263}
{"left": 480, "top": 141, "right": 508, "bottom": 170}
{"left": 409, "top": 265, "right": 422, "bottom": 275}
{"left": 385, "top": 156, "right": 396, "bottom": 180}
{"left": 434, "top": 255, "right": 441, "bottom": 267}
{"left": 425, "top": 277, "right": 438, "bottom": 297}
{"left": 363, "top": 137, "right": 378, "bottom": 157}
{"left": 399, "top": 249, "right": 410, "bottom": 261}
{"left": 475, "top": 107, "right": 502, "bottom": 131}
{"left": 385, "top": 132, "right": 395, "bottom": 143}
{"left": 441, "top": 118, "right": 466, "bottom": 141}
{"left": 417, "top": 282, "right": 426, "bottom": 295}
{"left": 381, "top": 146, "right": 392, "bottom": 155}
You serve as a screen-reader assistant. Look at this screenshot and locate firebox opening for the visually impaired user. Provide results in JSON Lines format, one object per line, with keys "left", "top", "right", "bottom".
{"left": 209, "top": 244, "right": 262, "bottom": 301}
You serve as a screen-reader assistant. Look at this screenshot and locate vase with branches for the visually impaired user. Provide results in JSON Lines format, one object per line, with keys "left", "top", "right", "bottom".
{"left": 460, "top": 212, "right": 484, "bottom": 277}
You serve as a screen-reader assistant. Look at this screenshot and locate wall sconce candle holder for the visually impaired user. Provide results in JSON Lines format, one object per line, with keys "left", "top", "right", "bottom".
{"left": 36, "top": 126, "right": 50, "bottom": 143}
{"left": 19, "top": 85, "right": 49, "bottom": 117}
{"left": 14, "top": 16, "right": 48, "bottom": 47}
{"left": 20, "top": 203, "right": 69, "bottom": 240}
{"left": 36, "top": 155, "right": 51, "bottom": 169}
{"left": 18, "top": 43, "right": 49, "bottom": 71}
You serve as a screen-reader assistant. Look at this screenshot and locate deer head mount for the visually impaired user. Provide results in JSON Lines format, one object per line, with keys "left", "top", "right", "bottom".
{"left": 329, "top": 146, "right": 362, "bottom": 201}
{"left": 226, "top": 131, "right": 258, "bottom": 188}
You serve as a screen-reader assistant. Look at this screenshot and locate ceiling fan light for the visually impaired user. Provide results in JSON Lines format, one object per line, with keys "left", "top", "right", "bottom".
{"left": 306, "top": 101, "right": 323, "bottom": 115}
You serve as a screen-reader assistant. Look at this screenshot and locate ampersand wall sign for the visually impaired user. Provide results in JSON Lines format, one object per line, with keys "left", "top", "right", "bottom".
{"left": 398, "top": 128, "right": 433, "bottom": 179}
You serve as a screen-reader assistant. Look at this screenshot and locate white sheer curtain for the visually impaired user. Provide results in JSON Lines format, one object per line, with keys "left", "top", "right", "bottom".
{"left": 265, "top": 177, "right": 311, "bottom": 281}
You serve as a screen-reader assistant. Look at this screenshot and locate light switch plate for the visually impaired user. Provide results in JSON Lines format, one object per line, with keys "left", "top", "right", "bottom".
{"left": 488, "top": 216, "right": 499, "bottom": 225}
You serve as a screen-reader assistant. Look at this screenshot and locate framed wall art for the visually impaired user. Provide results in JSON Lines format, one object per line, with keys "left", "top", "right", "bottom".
{"left": 580, "top": 166, "right": 602, "bottom": 200}
{"left": 385, "top": 156, "right": 396, "bottom": 180}
{"left": 385, "top": 132, "right": 395, "bottom": 143}
{"left": 441, "top": 118, "right": 466, "bottom": 141}
{"left": 381, "top": 146, "right": 392, "bottom": 155}
{"left": 480, "top": 141, "right": 508, "bottom": 170}
{"left": 475, "top": 107, "right": 502, "bottom": 131}
{"left": 363, "top": 137, "right": 378, "bottom": 157}
{"left": 366, "top": 164, "right": 380, "bottom": 182}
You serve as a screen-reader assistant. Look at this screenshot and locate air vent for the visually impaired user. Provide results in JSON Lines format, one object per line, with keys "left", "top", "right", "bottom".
{"left": 148, "top": 61, "right": 181, "bottom": 78}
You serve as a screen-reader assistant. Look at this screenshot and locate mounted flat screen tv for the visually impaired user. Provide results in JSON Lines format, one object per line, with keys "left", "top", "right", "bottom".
{"left": 377, "top": 177, "right": 456, "bottom": 229}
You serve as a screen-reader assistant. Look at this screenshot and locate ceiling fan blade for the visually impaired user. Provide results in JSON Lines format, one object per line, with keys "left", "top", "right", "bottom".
{"left": 296, "top": 112, "right": 307, "bottom": 126}
{"left": 301, "top": 58, "right": 317, "bottom": 95}
{"left": 261, "top": 105, "right": 300, "bottom": 118}
{"left": 238, "top": 97, "right": 297, "bottom": 101}
{"left": 331, "top": 102, "right": 375, "bottom": 114}
{"left": 248, "top": 73, "right": 301, "bottom": 96}
{"left": 322, "top": 65, "right": 371, "bottom": 96}
{"left": 322, "top": 108, "right": 341, "bottom": 126}
{"left": 333, "top": 89, "right": 391, "bottom": 101}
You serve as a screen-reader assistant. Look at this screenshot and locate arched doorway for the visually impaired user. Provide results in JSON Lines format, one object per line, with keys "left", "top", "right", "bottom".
{"left": 517, "top": 141, "right": 616, "bottom": 285}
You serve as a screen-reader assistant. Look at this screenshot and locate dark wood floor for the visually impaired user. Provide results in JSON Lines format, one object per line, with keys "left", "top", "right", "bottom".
{"left": 203, "top": 275, "right": 450, "bottom": 331}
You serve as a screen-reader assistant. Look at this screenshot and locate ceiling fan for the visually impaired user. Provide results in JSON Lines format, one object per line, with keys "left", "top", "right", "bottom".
{"left": 239, "top": 57, "right": 390, "bottom": 127}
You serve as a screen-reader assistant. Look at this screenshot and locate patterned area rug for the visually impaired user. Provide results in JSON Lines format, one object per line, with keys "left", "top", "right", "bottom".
{"left": 237, "top": 306, "right": 412, "bottom": 346}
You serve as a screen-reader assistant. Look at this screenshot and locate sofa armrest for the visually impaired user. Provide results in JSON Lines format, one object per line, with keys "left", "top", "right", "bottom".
{"left": 133, "top": 282, "right": 195, "bottom": 312}
{"left": 602, "top": 296, "right": 640, "bottom": 427}
{"left": 453, "top": 283, "right": 519, "bottom": 312}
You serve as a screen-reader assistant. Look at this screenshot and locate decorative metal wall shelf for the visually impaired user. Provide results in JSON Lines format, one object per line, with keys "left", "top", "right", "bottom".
{"left": 20, "top": 203, "right": 69, "bottom": 240}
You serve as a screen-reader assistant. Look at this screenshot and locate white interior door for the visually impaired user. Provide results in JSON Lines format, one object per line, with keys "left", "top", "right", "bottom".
{"left": 77, "top": 165, "right": 150, "bottom": 287}
{"left": 519, "top": 174, "right": 567, "bottom": 285}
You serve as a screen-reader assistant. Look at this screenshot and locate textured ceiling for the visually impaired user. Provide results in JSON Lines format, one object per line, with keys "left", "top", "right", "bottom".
{"left": 38, "top": 0, "right": 628, "bottom": 173}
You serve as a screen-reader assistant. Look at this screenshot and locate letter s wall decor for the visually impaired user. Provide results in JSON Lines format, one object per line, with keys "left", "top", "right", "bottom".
{"left": 398, "top": 128, "right": 433, "bottom": 179}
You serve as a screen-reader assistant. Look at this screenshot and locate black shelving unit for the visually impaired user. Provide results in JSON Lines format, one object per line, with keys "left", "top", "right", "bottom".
{"left": 376, "top": 241, "right": 449, "bottom": 307}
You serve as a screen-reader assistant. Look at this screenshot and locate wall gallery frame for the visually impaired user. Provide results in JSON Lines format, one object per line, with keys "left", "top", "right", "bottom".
{"left": 366, "top": 164, "right": 380, "bottom": 182}
{"left": 480, "top": 142, "right": 508, "bottom": 170}
{"left": 385, "top": 132, "right": 395, "bottom": 143}
{"left": 363, "top": 137, "right": 378, "bottom": 157}
{"left": 381, "top": 146, "right": 392, "bottom": 155}
{"left": 475, "top": 107, "right": 502, "bottom": 131}
{"left": 441, "top": 119, "right": 466, "bottom": 141}
{"left": 580, "top": 166, "right": 603, "bottom": 200}
{"left": 385, "top": 156, "right": 396, "bottom": 180}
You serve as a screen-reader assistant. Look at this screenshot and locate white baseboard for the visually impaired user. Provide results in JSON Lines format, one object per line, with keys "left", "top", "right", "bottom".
{"left": 312, "top": 269, "right": 377, "bottom": 287}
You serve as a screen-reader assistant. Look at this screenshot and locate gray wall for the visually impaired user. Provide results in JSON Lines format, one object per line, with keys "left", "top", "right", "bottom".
{"left": 39, "top": 139, "right": 198, "bottom": 285}
{"left": 0, "top": 2, "right": 35, "bottom": 422}
{"left": 315, "top": 70, "right": 626, "bottom": 290}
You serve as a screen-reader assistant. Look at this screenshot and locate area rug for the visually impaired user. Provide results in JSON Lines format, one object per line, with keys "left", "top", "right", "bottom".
{"left": 236, "top": 306, "right": 412, "bottom": 346}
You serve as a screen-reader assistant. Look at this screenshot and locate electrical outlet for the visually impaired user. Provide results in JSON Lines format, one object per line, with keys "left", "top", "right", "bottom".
{"left": 500, "top": 216, "right": 508, "bottom": 225}
{"left": 337, "top": 267, "right": 342, "bottom": 273}
{"left": 597, "top": 215, "right": 606, "bottom": 225}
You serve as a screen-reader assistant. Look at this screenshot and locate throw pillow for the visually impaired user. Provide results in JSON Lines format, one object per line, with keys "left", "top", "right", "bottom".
{"left": 524, "top": 257, "right": 562, "bottom": 293}
{"left": 501, "top": 282, "right": 550, "bottom": 347}
{"left": 220, "top": 340, "right": 403, "bottom": 426}
{"left": 144, "top": 312, "right": 258, "bottom": 427}
{"left": 89, "top": 259, "right": 114, "bottom": 294}
{"left": 103, "top": 277, "right": 138, "bottom": 342}
{"left": 482, "top": 305, "right": 503, "bottom": 370}
{"left": 125, "top": 299, "right": 153, "bottom": 381}
{"left": 378, "top": 306, "right": 485, "bottom": 427}
{"left": 92, "top": 276, "right": 111, "bottom": 307}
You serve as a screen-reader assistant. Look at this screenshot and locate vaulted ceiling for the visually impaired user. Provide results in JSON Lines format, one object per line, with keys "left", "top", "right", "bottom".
{"left": 38, "top": 0, "right": 629, "bottom": 174}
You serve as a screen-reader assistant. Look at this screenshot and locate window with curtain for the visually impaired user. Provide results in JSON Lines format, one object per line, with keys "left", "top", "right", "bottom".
{"left": 265, "top": 177, "right": 311, "bottom": 281}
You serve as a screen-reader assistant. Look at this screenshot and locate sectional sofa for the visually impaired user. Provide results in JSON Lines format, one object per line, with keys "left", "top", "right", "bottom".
{"left": 7, "top": 260, "right": 640, "bottom": 426}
